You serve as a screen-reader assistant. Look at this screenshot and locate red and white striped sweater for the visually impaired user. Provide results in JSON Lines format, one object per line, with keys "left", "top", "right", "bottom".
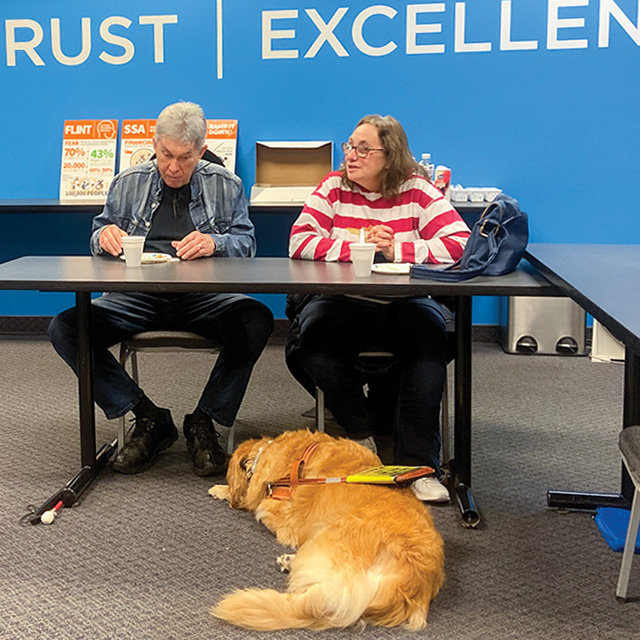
{"left": 289, "top": 171, "right": 470, "bottom": 264}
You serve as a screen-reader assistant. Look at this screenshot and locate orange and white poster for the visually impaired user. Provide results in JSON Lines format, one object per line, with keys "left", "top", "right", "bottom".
{"left": 206, "top": 119, "right": 238, "bottom": 172}
{"left": 59, "top": 119, "right": 118, "bottom": 202}
{"left": 119, "top": 119, "right": 156, "bottom": 171}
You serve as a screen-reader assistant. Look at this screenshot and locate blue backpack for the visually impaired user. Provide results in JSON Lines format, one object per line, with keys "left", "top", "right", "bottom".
{"left": 410, "top": 194, "right": 528, "bottom": 281}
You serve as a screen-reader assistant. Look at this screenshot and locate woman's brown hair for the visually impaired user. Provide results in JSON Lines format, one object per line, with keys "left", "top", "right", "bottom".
{"left": 341, "top": 114, "right": 426, "bottom": 199}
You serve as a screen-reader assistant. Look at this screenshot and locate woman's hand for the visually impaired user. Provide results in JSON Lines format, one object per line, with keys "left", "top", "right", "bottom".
{"left": 366, "top": 224, "right": 395, "bottom": 261}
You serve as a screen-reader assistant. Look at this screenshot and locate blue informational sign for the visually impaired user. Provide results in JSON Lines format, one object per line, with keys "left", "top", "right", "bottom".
{"left": 1, "top": 1, "right": 639, "bottom": 318}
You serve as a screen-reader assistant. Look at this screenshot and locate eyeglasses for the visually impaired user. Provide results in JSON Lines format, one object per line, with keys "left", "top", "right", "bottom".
{"left": 342, "top": 142, "right": 385, "bottom": 158}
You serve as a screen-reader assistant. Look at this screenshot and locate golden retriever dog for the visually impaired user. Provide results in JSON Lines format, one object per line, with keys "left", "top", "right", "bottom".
{"left": 209, "top": 429, "right": 444, "bottom": 631}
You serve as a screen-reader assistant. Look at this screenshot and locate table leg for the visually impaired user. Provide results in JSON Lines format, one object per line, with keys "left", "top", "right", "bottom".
{"left": 76, "top": 291, "right": 97, "bottom": 468}
{"left": 71, "top": 291, "right": 116, "bottom": 500}
{"left": 546, "top": 346, "right": 638, "bottom": 511}
{"left": 452, "top": 296, "right": 481, "bottom": 528}
{"left": 24, "top": 292, "right": 115, "bottom": 524}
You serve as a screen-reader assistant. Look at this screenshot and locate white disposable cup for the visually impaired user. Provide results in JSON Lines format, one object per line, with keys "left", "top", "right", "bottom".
{"left": 350, "top": 243, "right": 376, "bottom": 278}
{"left": 121, "top": 236, "right": 145, "bottom": 267}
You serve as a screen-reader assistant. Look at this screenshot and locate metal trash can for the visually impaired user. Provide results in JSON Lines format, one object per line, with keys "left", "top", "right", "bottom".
{"left": 499, "top": 296, "right": 587, "bottom": 355}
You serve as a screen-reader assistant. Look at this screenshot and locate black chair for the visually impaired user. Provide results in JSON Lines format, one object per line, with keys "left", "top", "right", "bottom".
{"left": 117, "top": 332, "right": 232, "bottom": 453}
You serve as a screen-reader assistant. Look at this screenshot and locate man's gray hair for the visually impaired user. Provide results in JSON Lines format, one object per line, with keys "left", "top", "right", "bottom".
{"left": 154, "top": 102, "right": 207, "bottom": 149}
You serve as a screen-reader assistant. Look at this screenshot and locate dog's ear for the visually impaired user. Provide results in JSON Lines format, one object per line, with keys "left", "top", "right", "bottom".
{"left": 240, "top": 456, "right": 253, "bottom": 479}
{"left": 226, "top": 441, "right": 256, "bottom": 509}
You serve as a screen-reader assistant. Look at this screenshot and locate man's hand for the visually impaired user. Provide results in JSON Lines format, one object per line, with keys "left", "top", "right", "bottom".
{"left": 172, "top": 231, "right": 216, "bottom": 260}
{"left": 99, "top": 224, "right": 128, "bottom": 257}
{"left": 366, "top": 224, "right": 395, "bottom": 261}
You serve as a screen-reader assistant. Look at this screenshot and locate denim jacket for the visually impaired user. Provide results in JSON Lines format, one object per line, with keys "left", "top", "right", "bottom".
{"left": 90, "top": 159, "right": 256, "bottom": 257}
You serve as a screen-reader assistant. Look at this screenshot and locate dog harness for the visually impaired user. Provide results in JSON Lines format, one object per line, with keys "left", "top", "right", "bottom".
{"left": 266, "top": 443, "right": 435, "bottom": 501}
{"left": 268, "top": 443, "right": 327, "bottom": 500}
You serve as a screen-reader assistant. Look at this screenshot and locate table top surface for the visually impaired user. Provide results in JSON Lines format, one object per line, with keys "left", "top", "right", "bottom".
{"left": 0, "top": 198, "right": 488, "bottom": 215}
{"left": 526, "top": 243, "right": 640, "bottom": 354}
{"left": 0, "top": 199, "right": 301, "bottom": 215}
{"left": 0, "top": 255, "right": 557, "bottom": 297}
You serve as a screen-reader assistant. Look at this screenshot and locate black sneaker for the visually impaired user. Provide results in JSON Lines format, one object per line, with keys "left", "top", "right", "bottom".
{"left": 112, "top": 408, "right": 178, "bottom": 474}
{"left": 183, "top": 412, "right": 228, "bottom": 476}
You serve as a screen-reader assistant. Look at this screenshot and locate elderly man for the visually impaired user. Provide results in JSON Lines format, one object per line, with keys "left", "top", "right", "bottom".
{"left": 49, "top": 102, "right": 273, "bottom": 476}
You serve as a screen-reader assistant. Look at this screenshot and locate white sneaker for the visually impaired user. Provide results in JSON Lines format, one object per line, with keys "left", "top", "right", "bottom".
{"left": 411, "top": 477, "right": 450, "bottom": 503}
{"left": 352, "top": 436, "right": 378, "bottom": 454}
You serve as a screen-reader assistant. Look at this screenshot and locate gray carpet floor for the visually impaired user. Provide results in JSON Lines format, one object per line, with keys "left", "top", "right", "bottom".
{"left": 0, "top": 336, "right": 639, "bottom": 639}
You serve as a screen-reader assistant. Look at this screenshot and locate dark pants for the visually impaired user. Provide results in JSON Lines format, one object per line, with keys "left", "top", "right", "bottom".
{"left": 287, "top": 295, "right": 449, "bottom": 471}
{"left": 48, "top": 292, "right": 274, "bottom": 427}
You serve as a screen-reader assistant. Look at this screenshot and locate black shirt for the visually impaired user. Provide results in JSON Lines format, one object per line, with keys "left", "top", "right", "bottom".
{"left": 145, "top": 182, "right": 196, "bottom": 255}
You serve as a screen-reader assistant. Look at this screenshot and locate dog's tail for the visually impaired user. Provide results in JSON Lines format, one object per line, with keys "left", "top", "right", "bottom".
{"left": 211, "top": 572, "right": 382, "bottom": 630}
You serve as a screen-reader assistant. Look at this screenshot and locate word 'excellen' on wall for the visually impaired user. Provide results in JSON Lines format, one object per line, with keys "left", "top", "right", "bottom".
{"left": 263, "top": 2, "right": 640, "bottom": 58}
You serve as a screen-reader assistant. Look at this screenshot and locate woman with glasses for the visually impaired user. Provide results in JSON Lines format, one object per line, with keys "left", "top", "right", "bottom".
{"left": 286, "top": 115, "right": 470, "bottom": 502}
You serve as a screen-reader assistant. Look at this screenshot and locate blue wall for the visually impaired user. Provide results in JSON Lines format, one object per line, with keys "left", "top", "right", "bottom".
{"left": 1, "top": 1, "right": 638, "bottom": 322}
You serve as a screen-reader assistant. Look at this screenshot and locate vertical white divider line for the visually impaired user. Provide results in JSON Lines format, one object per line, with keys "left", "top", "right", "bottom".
{"left": 216, "top": 0, "right": 223, "bottom": 79}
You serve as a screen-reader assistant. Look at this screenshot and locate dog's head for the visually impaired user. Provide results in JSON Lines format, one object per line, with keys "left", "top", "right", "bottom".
{"left": 225, "top": 437, "right": 273, "bottom": 510}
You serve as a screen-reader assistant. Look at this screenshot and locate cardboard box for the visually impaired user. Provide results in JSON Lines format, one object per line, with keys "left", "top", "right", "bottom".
{"left": 250, "top": 141, "right": 332, "bottom": 206}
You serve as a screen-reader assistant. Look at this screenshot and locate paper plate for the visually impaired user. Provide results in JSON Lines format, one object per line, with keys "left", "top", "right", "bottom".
{"left": 120, "top": 253, "right": 176, "bottom": 264}
{"left": 372, "top": 263, "right": 411, "bottom": 275}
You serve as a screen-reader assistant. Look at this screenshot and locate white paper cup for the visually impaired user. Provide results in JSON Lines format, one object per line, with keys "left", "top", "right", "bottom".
{"left": 350, "top": 243, "right": 376, "bottom": 278}
{"left": 121, "top": 236, "right": 145, "bottom": 267}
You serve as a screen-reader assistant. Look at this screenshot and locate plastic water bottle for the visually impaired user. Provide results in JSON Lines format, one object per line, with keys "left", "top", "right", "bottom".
{"left": 419, "top": 153, "right": 435, "bottom": 181}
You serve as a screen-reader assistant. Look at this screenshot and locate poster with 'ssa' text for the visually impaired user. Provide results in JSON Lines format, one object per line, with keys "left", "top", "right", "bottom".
{"left": 118, "top": 119, "right": 238, "bottom": 173}
{"left": 60, "top": 119, "right": 118, "bottom": 202}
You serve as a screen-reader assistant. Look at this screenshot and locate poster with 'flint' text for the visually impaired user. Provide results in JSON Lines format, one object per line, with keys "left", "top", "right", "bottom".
{"left": 59, "top": 119, "right": 118, "bottom": 202}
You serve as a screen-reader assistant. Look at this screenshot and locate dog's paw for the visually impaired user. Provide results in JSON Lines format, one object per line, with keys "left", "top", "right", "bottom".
{"left": 208, "top": 485, "right": 230, "bottom": 501}
{"left": 276, "top": 553, "right": 295, "bottom": 573}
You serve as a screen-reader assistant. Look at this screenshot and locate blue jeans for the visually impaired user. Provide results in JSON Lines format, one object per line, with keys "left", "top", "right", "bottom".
{"left": 294, "top": 296, "right": 449, "bottom": 471}
{"left": 48, "top": 292, "right": 274, "bottom": 426}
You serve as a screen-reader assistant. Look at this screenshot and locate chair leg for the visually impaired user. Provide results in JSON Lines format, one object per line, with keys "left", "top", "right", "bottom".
{"left": 441, "top": 369, "right": 450, "bottom": 465}
{"left": 130, "top": 351, "right": 139, "bottom": 383}
{"left": 118, "top": 343, "right": 131, "bottom": 453}
{"left": 226, "top": 425, "right": 235, "bottom": 455}
{"left": 315, "top": 387, "right": 325, "bottom": 433}
{"left": 116, "top": 419, "right": 126, "bottom": 454}
{"left": 617, "top": 489, "right": 640, "bottom": 601}
{"left": 118, "top": 345, "right": 140, "bottom": 453}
